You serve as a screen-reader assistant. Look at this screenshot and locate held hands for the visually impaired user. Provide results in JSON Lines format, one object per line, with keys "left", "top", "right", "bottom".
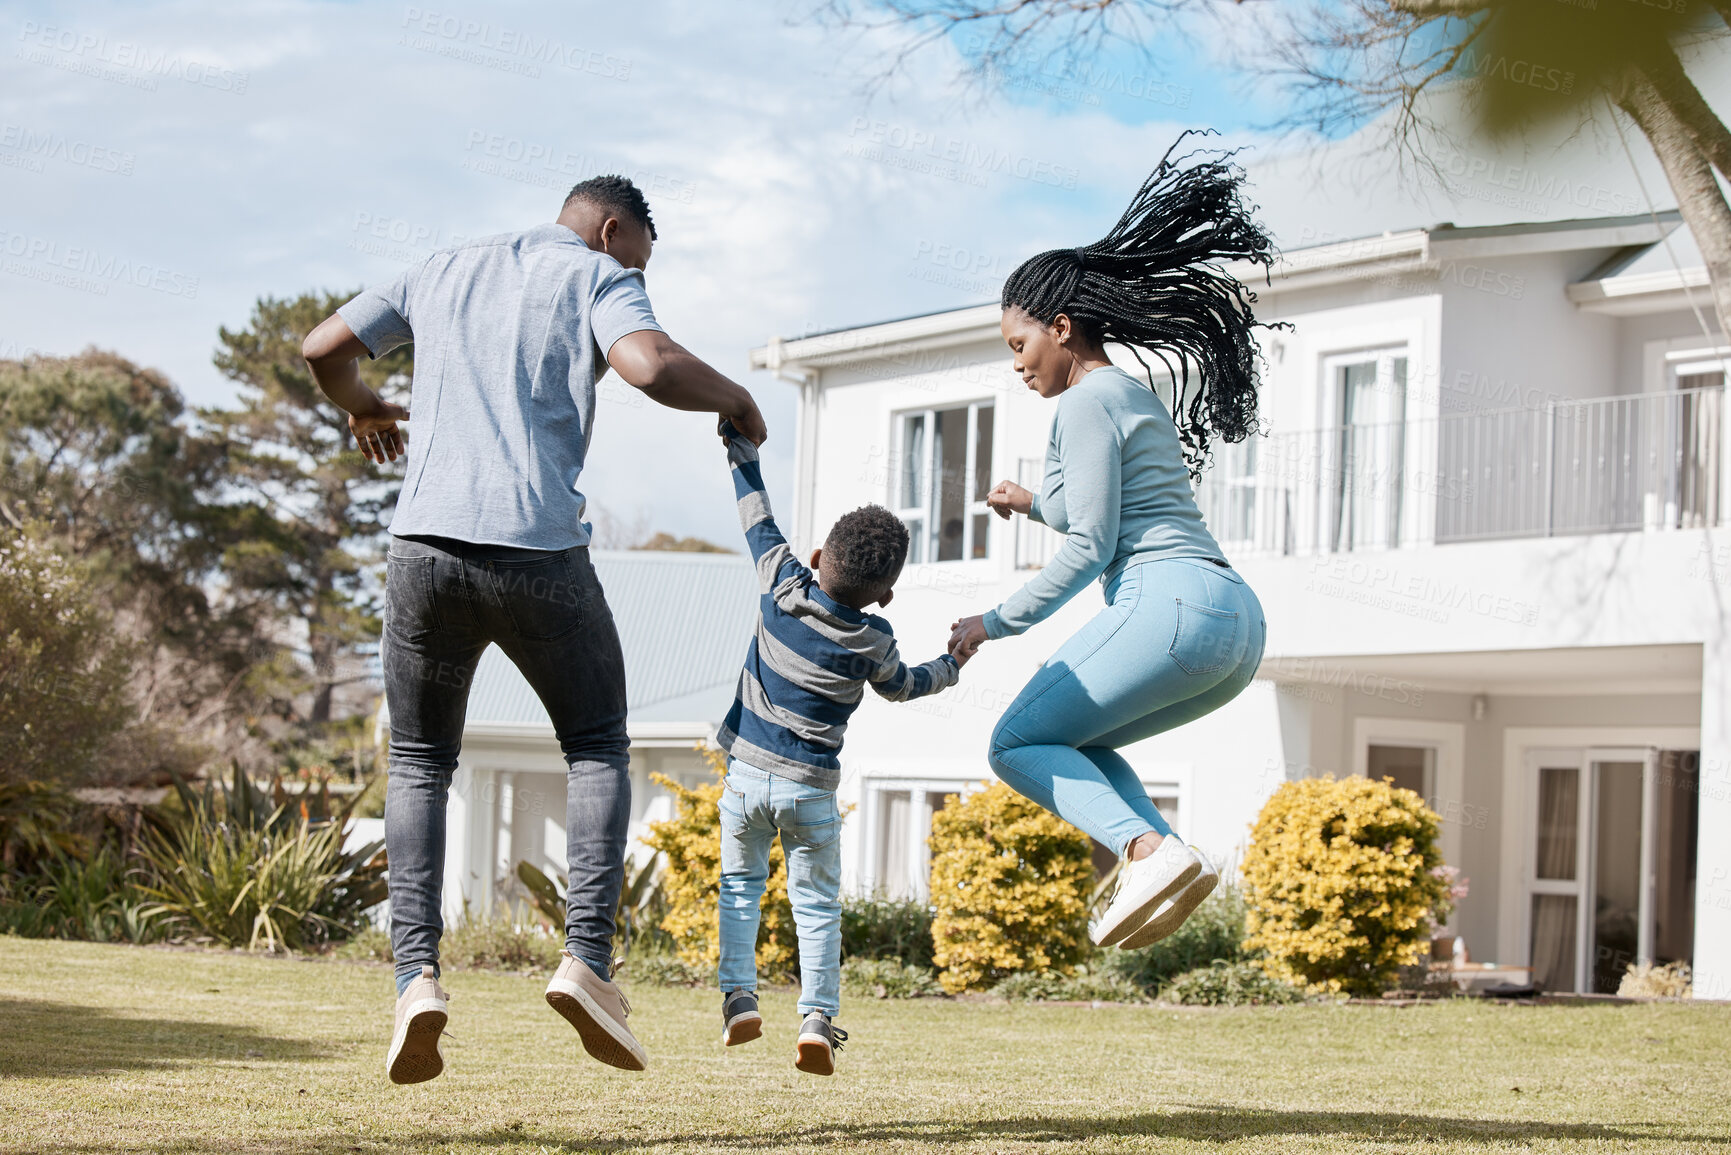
{"left": 986, "top": 480, "right": 1033, "bottom": 520}
{"left": 948, "top": 614, "right": 989, "bottom": 665}
{"left": 728, "top": 397, "right": 769, "bottom": 446}
{"left": 350, "top": 395, "right": 410, "bottom": 464}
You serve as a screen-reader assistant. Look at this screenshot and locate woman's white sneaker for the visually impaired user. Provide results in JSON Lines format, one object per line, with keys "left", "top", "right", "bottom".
{"left": 1119, "top": 848, "right": 1219, "bottom": 950}
{"left": 1092, "top": 837, "right": 1201, "bottom": 947}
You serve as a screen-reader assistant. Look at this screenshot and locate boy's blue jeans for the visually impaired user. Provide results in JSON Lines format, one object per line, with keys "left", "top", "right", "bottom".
{"left": 988, "top": 557, "right": 1266, "bottom": 856}
{"left": 717, "top": 759, "right": 842, "bottom": 1017}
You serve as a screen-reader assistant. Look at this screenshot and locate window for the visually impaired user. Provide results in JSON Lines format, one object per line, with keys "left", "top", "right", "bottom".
{"left": 892, "top": 402, "right": 994, "bottom": 563}
{"left": 1326, "top": 350, "right": 1409, "bottom": 551}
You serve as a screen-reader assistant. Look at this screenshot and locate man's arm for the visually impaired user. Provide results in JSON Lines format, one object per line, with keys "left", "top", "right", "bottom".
{"left": 302, "top": 315, "right": 410, "bottom": 464}
{"left": 607, "top": 330, "right": 767, "bottom": 445}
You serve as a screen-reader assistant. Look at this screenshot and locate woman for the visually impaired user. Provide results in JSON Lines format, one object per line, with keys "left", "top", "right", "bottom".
{"left": 947, "top": 141, "right": 1276, "bottom": 951}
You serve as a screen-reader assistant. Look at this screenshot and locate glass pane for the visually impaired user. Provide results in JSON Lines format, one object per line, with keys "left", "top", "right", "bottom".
{"left": 1535, "top": 765, "right": 1579, "bottom": 881}
{"left": 878, "top": 790, "right": 911, "bottom": 900}
{"left": 1367, "top": 744, "right": 1431, "bottom": 800}
{"left": 973, "top": 405, "right": 995, "bottom": 501}
{"left": 899, "top": 415, "right": 926, "bottom": 509}
{"left": 1339, "top": 361, "right": 1378, "bottom": 426}
{"left": 1531, "top": 894, "right": 1578, "bottom": 993}
{"left": 902, "top": 518, "right": 925, "bottom": 565}
{"left": 971, "top": 513, "right": 989, "bottom": 560}
{"left": 1592, "top": 761, "right": 1645, "bottom": 994}
{"left": 1150, "top": 794, "right": 1180, "bottom": 832}
{"left": 936, "top": 407, "right": 968, "bottom": 562}
{"left": 1654, "top": 750, "right": 1699, "bottom": 965}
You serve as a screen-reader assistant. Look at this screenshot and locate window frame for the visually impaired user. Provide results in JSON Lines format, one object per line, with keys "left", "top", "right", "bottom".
{"left": 890, "top": 400, "right": 995, "bottom": 564}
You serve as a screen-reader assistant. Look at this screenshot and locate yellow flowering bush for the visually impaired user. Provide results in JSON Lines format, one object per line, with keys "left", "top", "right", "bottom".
{"left": 1242, "top": 775, "right": 1453, "bottom": 995}
{"left": 928, "top": 782, "right": 1094, "bottom": 994}
{"left": 639, "top": 746, "right": 796, "bottom": 978}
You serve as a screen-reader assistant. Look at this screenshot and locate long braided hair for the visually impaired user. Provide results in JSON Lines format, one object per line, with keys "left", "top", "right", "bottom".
{"left": 1001, "top": 134, "right": 1282, "bottom": 478}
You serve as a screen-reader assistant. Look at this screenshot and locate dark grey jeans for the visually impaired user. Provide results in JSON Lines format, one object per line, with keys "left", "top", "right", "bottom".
{"left": 381, "top": 535, "right": 630, "bottom": 990}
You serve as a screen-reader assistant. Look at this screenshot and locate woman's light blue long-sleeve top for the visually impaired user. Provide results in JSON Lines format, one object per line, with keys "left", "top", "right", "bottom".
{"left": 981, "top": 365, "right": 1225, "bottom": 639}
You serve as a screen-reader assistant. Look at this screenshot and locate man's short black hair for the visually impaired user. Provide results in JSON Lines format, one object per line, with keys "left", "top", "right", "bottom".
{"left": 823, "top": 505, "right": 909, "bottom": 608}
{"left": 562, "top": 175, "right": 657, "bottom": 241}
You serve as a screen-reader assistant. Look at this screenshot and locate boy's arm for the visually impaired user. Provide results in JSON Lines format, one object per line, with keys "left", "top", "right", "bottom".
{"left": 869, "top": 644, "right": 962, "bottom": 703}
{"left": 721, "top": 420, "right": 802, "bottom": 592}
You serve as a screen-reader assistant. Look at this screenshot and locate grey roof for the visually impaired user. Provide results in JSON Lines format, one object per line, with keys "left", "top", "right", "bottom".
{"left": 465, "top": 549, "right": 758, "bottom": 731}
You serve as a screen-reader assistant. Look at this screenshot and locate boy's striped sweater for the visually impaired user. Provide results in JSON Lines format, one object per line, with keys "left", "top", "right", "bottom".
{"left": 716, "top": 426, "right": 959, "bottom": 790}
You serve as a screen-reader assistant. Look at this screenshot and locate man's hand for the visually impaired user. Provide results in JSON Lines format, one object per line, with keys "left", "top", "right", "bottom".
{"left": 948, "top": 614, "right": 989, "bottom": 664}
{"left": 350, "top": 397, "right": 410, "bottom": 464}
{"left": 729, "top": 396, "right": 768, "bottom": 446}
{"left": 986, "top": 480, "right": 1034, "bottom": 520}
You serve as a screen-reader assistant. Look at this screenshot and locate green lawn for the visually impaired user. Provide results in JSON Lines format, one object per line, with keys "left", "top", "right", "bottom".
{"left": 3, "top": 937, "right": 1729, "bottom": 1154}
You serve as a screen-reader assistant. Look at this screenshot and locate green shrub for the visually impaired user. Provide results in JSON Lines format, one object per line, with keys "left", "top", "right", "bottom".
{"left": 333, "top": 917, "right": 566, "bottom": 977}
{"left": 618, "top": 951, "right": 710, "bottom": 987}
{"left": 138, "top": 765, "right": 386, "bottom": 951}
{"left": 1242, "top": 776, "right": 1452, "bottom": 996}
{"left": 1161, "top": 960, "right": 1308, "bottom": 1006}
{"left": 841, "top": 896, "right": 935, "bottom": 968}
{"left": 991, "top": 966, "right": 1148, "bottom": 1004}
{"left": 928, "top": 782, "right": 1094, "bottom": 994}
{"left": 842, "top": 958, "right": 944, "bottom": 999}
{"left": 1100, "top": 881, "right": 1250, "bottom": 994}
{"left": 0, "top": 529, "right": 132, "bottom": 789}
{"left": 33, "top": 844, "right": 162, "bottom": 944}
{"left": 333, "top": 925, "right": 393, "bottom": 964}
{"left": 440, "top": 915, "right": 564, "bottom": 974}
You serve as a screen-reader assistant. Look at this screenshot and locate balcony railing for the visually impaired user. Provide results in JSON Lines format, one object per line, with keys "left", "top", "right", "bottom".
{"left": 1195, "top": 385, "right": 1724, "bottom": 556}
{"left": 1014, "top": 386, "right": 1725, "bottom": 568}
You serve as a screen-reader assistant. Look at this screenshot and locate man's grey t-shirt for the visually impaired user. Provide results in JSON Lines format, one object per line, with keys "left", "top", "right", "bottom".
{"left": 338, "top": 223, "right": 662, "bottom": 551}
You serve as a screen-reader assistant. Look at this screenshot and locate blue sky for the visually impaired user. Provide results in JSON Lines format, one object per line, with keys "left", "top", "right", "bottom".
{"left": 0, "top": 0, "right": 1707, "bottom": 542}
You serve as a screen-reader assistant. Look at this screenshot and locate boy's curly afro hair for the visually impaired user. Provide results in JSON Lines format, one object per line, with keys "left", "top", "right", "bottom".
{"left": 823, "top": 505, "right": 909, "bottom": 608}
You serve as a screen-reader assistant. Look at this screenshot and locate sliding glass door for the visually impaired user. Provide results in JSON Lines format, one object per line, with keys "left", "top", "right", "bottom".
{"left": 1524, "top": 747, "right": 1698, "bottom": 993}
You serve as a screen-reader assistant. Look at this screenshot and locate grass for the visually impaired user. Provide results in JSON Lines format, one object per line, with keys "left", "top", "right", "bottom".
{"left": 3, "top": 938, "right": 1730, "bottom": 1154}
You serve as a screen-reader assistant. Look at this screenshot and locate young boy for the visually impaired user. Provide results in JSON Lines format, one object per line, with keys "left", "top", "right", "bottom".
{"left": 714, "top": 421, "right": 964, "bottom": 1075}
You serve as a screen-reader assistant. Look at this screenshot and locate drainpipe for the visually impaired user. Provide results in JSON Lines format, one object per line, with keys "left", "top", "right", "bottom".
{"left": 765, "top": 337, "right": 817, "bottom": 550}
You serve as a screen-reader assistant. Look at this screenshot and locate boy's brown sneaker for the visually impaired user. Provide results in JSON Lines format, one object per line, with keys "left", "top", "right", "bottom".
{"left": 794, "top": 1012, "right": 847, "bottom": 1076}
{"left": 544, "top": 952, "right": 648, "bottom": 1071}
{"left": 386, "top": 965, "right": 448, "bottom": 1085}
{"left": 721, "top": 989, "right": 763, "bottom": 1046}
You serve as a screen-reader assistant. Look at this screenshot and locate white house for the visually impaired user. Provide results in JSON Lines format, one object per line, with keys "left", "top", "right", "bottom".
{"left": 743, "top": 210, "right": 1730, "bottom": 999}
{"left": 441, "top": 209, "right": 1729, "bottom": 1000}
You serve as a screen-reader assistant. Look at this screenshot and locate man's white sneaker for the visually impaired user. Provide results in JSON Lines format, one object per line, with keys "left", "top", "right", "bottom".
{"left": 1119, "top": 848, "right": 1220, "bottom": 950}
{"left": 1092, "top": 837, "right": 1201, "bottom": 947}
{"left": 385, "top": 966, "right": 448, "bottom": 1085}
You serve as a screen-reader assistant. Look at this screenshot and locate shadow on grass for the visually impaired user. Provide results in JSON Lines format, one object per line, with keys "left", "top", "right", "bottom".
{"left": 0, "top": 997, "right": 330, "bottom": 1078}
{"left": 445, "top": 1106, "right": 1725, "bottom": 1152}
{"left": 36, "top": 1105, "right": 1719, "bottom": 1154}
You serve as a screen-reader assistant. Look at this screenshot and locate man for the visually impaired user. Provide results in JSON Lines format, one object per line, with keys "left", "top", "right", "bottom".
{"left": 302, "top": 175, "right": 767, "bottom": 1084}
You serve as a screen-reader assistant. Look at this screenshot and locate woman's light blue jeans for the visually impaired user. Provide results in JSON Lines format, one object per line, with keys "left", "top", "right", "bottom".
{"left": 988, "top": 556, "right": 1266, "bottom": 855}
{"left": 717, "top": 759, "right": 843, "bottom": 1016}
